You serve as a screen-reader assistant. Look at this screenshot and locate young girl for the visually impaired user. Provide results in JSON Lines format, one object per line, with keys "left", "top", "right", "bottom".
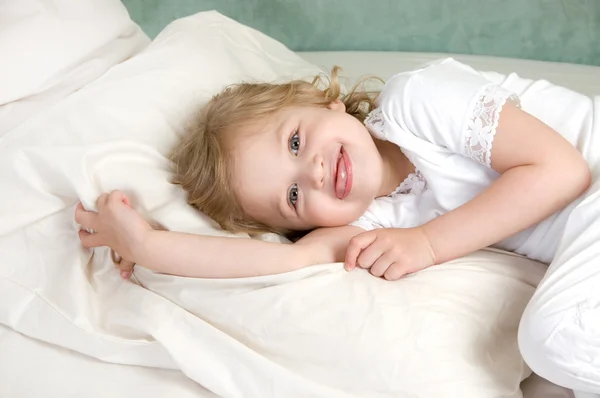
{"left": 75, "top": 58, "right": 600, "bottom": 394}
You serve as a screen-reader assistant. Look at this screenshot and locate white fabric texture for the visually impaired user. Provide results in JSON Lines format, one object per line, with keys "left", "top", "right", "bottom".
{"left": 0, "top": 324, "right": 573, "bottom": 398}
{"left": 0, "top": 10, "right": 546, "bottom": 398}
{"left": 0, "top": 324, "right": 216, "bottom": 398}
{"left": 0, "top": 0, "right": 150, "bottom": 136}
{"left": 352, "top": 58, "right": 599, "bottom": 265}
{"left": 518, "top": 161, "right": 600, "bottom": 393}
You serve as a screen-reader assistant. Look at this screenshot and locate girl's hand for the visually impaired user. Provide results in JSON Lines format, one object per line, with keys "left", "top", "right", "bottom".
{"left": 75, "top": 191, "right": 153, "bottom": 279}
{"left": 344, "top": 227, "right": 436, "bottom": 280}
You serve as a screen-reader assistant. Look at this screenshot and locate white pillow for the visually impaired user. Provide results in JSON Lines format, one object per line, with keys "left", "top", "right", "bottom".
{"left": 0, "top": 10, "right": 322, "bottom": 238}
{"left": 0, "top": 11, "right": 539, "bottom": 398}
{"left": 0, "top": 0, "right": 149, "bottom": 135}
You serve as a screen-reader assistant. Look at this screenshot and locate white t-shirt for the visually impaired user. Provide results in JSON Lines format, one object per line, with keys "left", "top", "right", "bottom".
{"left": 351, "top": 58, "right": 599, "bottom": 264}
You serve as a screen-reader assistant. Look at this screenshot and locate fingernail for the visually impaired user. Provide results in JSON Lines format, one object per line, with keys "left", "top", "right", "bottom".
{"left": 121, "top": 271, "right": 131, "bottom": 279}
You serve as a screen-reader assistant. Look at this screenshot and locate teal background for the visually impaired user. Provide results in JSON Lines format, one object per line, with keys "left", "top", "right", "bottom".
{"left": 122, "top": 0, "right": 600, "bottom": 66}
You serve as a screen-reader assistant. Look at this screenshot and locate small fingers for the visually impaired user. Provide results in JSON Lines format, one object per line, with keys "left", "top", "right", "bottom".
{"left": 107, "top": 190, "right": 128, "bottom": 206}
{"left": 355, "top": 243, "right": 384, "bottom": 271}
{"left": 96, "top": 193, "right": 109, "bottom": 211}
{"left": 94, "top": 191, "right": 130, "bottom": 216}
{"left": 78, "top": 229, "right": 107, "bottom": 248}
{"left": 119, "top": 260, "right": 135, "bottom": 279}
{"left": 121, "top": 194, "right": 131, "bottom": 208}
{"left": 110, "top": 250, "right": 134, "bottom": 280}
{"left": 344, "top": 232, "right": 377, "bottom": 271}
{"left": 75, "top": 202, "right": 97, "bottom": 230}
{"left": 369, "top": 253, "right": 394, "bottom": 278}
{"left": 384, "top": 262, "right": 412, "bottom": 281}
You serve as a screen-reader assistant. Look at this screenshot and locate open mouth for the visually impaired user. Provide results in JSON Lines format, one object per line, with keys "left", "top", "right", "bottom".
{"left": 334, "top": 146, "right": 353, "bottom": 200}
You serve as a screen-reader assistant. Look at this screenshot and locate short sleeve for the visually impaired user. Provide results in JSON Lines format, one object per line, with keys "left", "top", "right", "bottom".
{"left": 376, "top": 58, "right": 520, "bottom": 168}
{"left": 349, "top": 215, "right": 381, "bottom": 231}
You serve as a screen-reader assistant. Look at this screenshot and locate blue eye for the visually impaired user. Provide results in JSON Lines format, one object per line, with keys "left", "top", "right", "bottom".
{"left": 289, "top": 131, "right": 300, "bottom": 155}
{"left": 288, "top": 184, "right": 299, "bottom": 208}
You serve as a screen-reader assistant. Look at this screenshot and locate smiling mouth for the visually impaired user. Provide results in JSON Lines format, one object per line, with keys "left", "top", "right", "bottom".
{"left": 334, "top": 147, "right": 353, "bottom": 199}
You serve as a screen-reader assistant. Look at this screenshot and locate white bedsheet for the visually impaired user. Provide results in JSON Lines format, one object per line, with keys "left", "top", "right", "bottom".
{"left": 0, "top": 323, "right": 573, "bottom": 398}
{"left": 0, "top": 324, "right": 215, "bottom": 398}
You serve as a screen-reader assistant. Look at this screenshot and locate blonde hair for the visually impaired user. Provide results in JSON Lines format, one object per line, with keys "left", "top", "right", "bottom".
{"left": 170, "top": 67, "right": 381, "bottom": 235}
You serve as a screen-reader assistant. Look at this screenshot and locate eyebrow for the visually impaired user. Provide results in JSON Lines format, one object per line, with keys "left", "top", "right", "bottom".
{"left": 276, "top": 117, "right": 287, "bottom": 152}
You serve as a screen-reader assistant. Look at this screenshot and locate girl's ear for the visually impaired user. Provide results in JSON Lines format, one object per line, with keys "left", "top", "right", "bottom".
{"left": 327, "top": 99, "right": 346, "bottom": 113}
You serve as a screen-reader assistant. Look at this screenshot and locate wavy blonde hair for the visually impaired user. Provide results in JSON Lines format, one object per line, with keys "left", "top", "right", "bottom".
{"left": 170, "top": 67, "right": 381, "bottom": 235}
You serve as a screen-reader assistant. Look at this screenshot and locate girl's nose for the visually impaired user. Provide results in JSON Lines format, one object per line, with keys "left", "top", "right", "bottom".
{"left": 306, "top": 154, "right": 325, "bottom": 189}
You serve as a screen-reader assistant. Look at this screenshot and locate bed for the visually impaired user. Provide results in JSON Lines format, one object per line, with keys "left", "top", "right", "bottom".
{"left": 2, "top": 2, "right": 598, "bottom": 398}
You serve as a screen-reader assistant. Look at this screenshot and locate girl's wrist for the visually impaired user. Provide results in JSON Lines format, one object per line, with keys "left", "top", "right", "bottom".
{"left": 130, "top": 226, "right": 156, "bottom": 266}
{"left": 302, "top": 239, "right": 338, "bottom": 267}
{"left": 417, "top": 225, "right": 438, "bottom": 265}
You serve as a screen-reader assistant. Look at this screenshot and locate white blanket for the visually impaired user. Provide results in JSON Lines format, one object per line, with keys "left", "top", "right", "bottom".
{"left": 0, "top": 8, "right": 575, "bottom": 398}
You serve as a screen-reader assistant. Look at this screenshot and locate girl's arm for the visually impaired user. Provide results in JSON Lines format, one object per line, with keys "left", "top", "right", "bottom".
{"left": 76, "top": 194, "right": 360, "bottom": 278}
{"left": 345, "top": 103, "right": 591, "bottom": 279}
{"left": 423, "top": 103, "right": 591, "bottom": 263}
{"left": 134, "top": 231, "right": 308, "bottom": 278}
{"left": 135, "top": 225, "right": 360, "bottom": 278}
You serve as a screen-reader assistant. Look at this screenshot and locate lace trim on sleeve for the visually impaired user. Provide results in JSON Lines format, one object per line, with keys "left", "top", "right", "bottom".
{"left": 364, "top": 108, "right": 386, "bottom": 139}
{"left": 389, "top": 170, "right": 428, "bottom": 196}
{"left": 464, "top": 85, "right": 520, "bottom": 167}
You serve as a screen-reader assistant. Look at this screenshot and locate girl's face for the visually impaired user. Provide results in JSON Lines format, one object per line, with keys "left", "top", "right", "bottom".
{"left": 231, "top": 101, "right": 385, "bottom": 232}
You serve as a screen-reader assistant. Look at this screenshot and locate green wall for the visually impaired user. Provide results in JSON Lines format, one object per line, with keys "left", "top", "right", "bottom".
{"left": 123, "top": 0, "right": 600, "bottom": 66}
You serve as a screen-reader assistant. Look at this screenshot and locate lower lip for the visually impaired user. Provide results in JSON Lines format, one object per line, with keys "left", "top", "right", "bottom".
{"left": 335, "top": 147, "right": 353, "bottom": 199}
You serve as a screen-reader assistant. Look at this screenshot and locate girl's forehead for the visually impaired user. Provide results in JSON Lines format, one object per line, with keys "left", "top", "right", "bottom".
{"left": 226, "top": 104, "right": 321, "bottom": 149}
{"left": 229, "top": 112, "right": 287, "bottom": 142}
